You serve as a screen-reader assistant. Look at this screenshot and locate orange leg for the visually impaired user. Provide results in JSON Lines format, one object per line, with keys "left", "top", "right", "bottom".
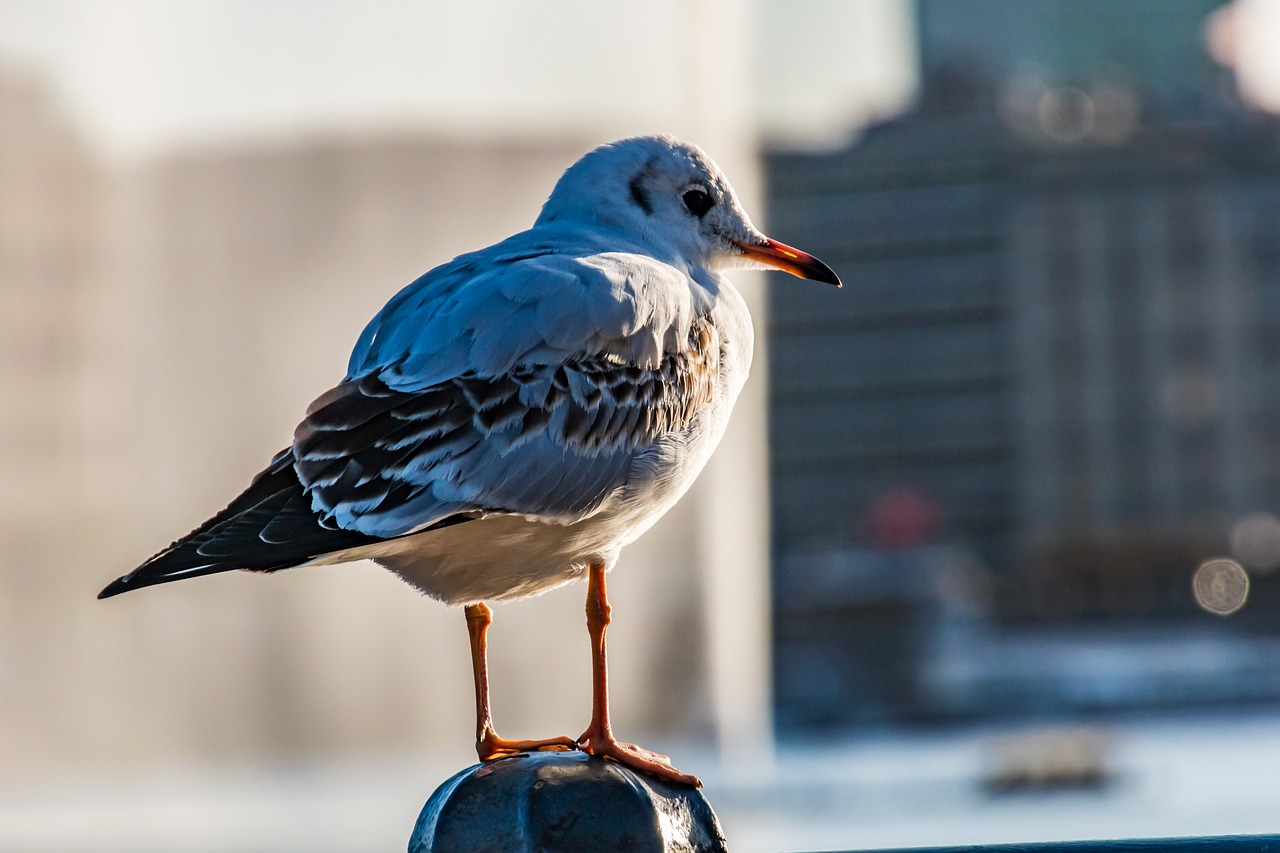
{"left": 465, "top": 602, "right": 577, "bottom": 761}
{"left": 576, "top": 563, "right": 702, "bottom": 787}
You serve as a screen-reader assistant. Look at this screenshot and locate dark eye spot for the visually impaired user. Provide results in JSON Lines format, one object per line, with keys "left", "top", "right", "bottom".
{"left": 682, "top": 188, "right": 713, "bottom": 217}
{"left": 628, "top": 173, "right": 652, "bottom": 215}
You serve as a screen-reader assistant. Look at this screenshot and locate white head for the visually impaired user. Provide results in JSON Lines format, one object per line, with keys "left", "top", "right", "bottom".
{"left": 536, "top": 135, "right": 841, "bottom": 286}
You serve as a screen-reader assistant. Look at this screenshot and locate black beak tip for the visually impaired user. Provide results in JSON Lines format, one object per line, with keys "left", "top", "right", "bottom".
{"left": 813, "top": 259, "right": 843, "bottom": 288}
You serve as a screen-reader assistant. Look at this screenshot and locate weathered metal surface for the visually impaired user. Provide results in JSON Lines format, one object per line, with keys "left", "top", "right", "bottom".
{"left": 408, "top": 750, "right": 727, "bottom": 853}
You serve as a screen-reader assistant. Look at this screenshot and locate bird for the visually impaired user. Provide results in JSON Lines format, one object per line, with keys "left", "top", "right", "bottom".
{"left": 98, "top": 134, "right": 841, "bottom": 786}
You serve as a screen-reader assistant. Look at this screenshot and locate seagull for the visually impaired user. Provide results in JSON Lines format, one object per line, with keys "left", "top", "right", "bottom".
{"left": 99, "top": 135, "right": 840, "bottom": 786}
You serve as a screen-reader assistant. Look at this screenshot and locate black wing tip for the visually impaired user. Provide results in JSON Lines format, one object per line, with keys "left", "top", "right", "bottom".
{"left": 96, "top": 565, "right": 223, "bottom": 599}
{"left": 98, "top": 569, "right": 163, "bottom": 599}
{"left": 97, "top": 563, "right": 197, "bottom": 599}
{"left": 97, "top": 577, "right": 131, "bottom": 599}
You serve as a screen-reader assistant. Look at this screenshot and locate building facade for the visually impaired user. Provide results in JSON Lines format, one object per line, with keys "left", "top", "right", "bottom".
{"left": 765, "top": 0, "right": 1280, "bottom": 728}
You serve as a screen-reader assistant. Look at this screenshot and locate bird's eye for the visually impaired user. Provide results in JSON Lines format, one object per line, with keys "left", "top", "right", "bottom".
{"left": 682, "top": 187, "right": 713, "bottom": 217}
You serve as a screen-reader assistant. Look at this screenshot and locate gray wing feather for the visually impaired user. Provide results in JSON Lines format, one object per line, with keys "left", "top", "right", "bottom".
{"left": 296, "top": 324, "right": 720, "bottom": 539}
{"left": 295, "top": 335, "right": 721, "bottom": 535}
{"left": 306, "top": 228, "right": 719, "bottom": 539}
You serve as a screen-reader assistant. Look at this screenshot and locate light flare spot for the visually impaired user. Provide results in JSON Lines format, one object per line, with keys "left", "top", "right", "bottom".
{"left": 1192, "top": 558, "right": 1250, "bottom": 616}
{"left": 1038, "top": 87, "right": 1095, "bottom": 143}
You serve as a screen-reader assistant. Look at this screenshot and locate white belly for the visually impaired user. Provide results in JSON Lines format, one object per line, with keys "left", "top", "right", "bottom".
{"left": 341, "top": 407, "right": 723, "bottom": 604}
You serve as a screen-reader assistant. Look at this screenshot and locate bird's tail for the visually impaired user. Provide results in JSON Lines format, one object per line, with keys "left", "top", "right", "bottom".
{"left": 98, "top": 449, "right": 381, "bottom": 599}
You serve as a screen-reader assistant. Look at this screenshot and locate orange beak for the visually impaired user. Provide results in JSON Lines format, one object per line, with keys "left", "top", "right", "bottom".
{"left": 735, "top": 237, "right": 842, "bottom": 287}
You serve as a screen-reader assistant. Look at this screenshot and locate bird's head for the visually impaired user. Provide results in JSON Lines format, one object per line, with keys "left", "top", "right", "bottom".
{"left": 537, "top": 135, "right": 841, "bottom": 287}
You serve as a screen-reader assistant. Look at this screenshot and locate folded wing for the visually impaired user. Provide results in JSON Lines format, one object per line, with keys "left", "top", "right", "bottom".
{"left": 295, "top": 315, "right": 720, "bottom": 538}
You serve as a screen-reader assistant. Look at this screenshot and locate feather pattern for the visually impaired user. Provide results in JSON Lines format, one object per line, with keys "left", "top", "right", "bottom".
{"left": 295, "top": 315, "right": 721, "bottom": 538}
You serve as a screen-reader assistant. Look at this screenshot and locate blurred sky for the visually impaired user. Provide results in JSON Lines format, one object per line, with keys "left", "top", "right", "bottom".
{"left": 0, "top": 0, "right": 917, "bottom": 157}
{"left": 5, "top": 0, "right": 1280, "bottom": 161}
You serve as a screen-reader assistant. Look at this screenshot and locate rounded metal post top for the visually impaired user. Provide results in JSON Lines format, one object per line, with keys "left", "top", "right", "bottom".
{"left": 409, "top": 750, "right": 728, "bottom": 853}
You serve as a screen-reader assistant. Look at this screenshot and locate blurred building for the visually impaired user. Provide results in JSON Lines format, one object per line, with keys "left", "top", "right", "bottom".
{"left": 0, "top": 70, "right": 100, "bottom": 574}
{"left": 767, "top": 0, "right": 1280, "bottom": 729}
{"left": 917, "top": 0, "right": 1231, "bottom": 95}
{"left": 0, "top": 69, "right": 106, "bottom": 770}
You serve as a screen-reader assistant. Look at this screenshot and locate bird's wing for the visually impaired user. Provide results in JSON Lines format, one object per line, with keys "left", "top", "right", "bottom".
{"left": 98, "top": 448, "right": 387, "bottom": 598}
{"left": 345, "top": 227, "right": 710, "bottom": 386}
{"left": 296, "top": 245, "right": 719, "bottom": 539}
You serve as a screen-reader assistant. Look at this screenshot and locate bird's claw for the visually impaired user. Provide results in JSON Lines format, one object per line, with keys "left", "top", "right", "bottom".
{"left": 577, "top": 728, "right": 702, "bottom": 787}
{"left": 477, "top": 732, "right": 579, "bottom": 761}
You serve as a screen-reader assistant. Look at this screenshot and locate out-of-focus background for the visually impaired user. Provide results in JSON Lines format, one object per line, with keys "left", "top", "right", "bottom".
{"left": 5, "top": 1, "right": 1280, "bottom": 851}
